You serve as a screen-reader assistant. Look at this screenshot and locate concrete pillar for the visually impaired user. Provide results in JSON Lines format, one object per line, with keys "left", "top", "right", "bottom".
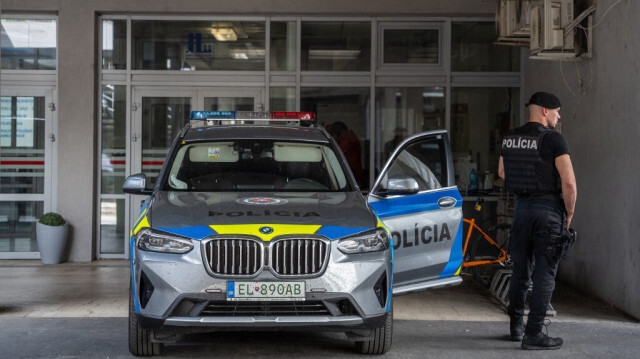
{"left": 56, "top": 2, "right": 96, "bottom": 261}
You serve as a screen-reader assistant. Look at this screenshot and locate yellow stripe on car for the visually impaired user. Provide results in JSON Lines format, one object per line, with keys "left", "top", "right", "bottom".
{"left": 210, "top": 224, "right": 321, "bottom": 241}
{"left": 132, "top": 211, "right": 150, "bottom": 236}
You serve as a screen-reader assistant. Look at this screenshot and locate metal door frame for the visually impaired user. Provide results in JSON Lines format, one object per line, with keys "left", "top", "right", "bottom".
{"left": 0, "top": 86, "right": 56, "bottom": 259}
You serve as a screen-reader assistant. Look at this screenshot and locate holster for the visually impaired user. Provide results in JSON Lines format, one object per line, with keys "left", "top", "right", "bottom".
{"left": 558, "top": 228, "right": 577, "bottom": 260}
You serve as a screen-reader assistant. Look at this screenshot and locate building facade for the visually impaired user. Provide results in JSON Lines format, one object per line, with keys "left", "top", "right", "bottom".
{"left": 2, "top": 0, "right": 638, "bottom": 320}
{"left": 1, "top": 0, "right": 521, "bottom": 261}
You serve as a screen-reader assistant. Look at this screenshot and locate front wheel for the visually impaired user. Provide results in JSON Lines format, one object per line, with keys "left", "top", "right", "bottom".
{"left": 354, "top": 308, "right": 393, "bottom": 354}
{"left": 469, "top": 223, "right": 512, "bottom": 288}
{"left": 129, "top": 288, "right": 162, "bottom": 356}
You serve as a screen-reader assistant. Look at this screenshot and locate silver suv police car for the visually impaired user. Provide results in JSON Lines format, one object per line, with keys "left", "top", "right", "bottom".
{"left": 123, "top": 111, "right": 463, "bottom": 356}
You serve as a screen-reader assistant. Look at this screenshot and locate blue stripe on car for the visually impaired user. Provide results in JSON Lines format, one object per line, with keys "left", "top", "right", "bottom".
{"left": 315, "top": 226, "right": 370, "bottom": 240}
{"left": 368, "top": 188, "right": 462, "bottom": 218}
{"left": 438, "top": 218, "right": 464, "bottom": 277}
{"left": 157, "top": 225, "right": 216, "bottom": 239}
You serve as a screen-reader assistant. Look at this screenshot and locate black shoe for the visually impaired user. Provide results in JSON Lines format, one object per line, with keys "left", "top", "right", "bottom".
{"left": 521, "top": 332, "right": 563, "bottom": 350}
{"left": 510, "top": 319, "right": 524, "bottom": 341}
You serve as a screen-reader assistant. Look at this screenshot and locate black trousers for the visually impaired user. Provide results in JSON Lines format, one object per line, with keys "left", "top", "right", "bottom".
{"left": 507, "top": 198, "right": 564, "bottom": 335}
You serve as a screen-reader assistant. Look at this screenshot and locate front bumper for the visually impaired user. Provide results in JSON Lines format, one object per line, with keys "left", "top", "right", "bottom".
{"left": 131, "top": 238, "right": 392, "bottom": 331}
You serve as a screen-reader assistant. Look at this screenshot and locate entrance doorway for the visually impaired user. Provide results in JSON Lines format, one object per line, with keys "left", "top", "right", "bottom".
{"left": 0, "top": 88, "right": 56, "bottom": 259}
{"left": 98, "top": 87, "right": 263, "bottom": 258}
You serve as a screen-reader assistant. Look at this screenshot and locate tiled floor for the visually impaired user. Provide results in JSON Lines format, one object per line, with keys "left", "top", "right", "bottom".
{"left": 0, "top": 260, "right": 635, "bottom": 324}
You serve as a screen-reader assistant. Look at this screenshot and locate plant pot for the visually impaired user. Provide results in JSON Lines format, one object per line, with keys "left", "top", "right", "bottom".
{"left": 36, "top": 222, "right": 69, "bottom": 264}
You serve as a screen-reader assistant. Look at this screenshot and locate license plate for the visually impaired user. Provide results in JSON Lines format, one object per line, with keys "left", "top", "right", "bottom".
{"left": 226, "top": 281, "right": 305, "bottom": 301}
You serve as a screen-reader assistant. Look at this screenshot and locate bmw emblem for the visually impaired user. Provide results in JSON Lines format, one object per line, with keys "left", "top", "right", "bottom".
{"left": 259, "top": 226, "right": 274, "bottom": 235}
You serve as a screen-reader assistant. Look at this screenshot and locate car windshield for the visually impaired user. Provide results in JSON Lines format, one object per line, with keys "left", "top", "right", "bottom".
{"left": 164, "top": 139, "right": 350, "bottom": 192}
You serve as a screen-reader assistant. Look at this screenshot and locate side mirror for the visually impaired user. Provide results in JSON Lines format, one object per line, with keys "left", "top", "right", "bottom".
{"left": 378, "top": 174, "right": 419, "bottom": 196}
{"left": 123, "top": 173, "right": 152, "bottom": 195}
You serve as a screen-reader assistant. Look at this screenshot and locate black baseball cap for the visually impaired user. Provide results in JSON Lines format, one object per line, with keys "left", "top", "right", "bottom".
{"left": 525, "top": 92, "right": 561, "bottom": 109}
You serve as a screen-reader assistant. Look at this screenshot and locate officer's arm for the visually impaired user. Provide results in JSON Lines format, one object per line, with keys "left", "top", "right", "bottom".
{"left": 498, "top": 156, "right": 505, "bottom": 180}
{"left": 555, "top": 154, "right": 577, "bottom": 227}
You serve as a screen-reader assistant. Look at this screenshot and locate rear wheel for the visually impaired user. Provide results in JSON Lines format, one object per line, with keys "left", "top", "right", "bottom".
{"left": 354, "top": 307, "right": 393, "bottom": 354}
{"left": 129, "top": 286, "right": 162, "bottom": 356}
{"left": 469, "top": 223, "right": 512, "bottom": 288}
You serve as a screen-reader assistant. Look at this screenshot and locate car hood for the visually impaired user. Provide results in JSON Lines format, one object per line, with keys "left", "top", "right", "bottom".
{"left": 146, "top": 191, "right": 378, "bottom": 240}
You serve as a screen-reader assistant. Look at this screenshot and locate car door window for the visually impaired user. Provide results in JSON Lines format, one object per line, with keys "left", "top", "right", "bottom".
{"left": 374, "top": 138, "right": 448, "bottom": 195}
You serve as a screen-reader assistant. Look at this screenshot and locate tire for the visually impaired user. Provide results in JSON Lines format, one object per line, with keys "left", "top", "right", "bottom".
{"left": 469, "top": 223, "right": 512, "bottom": 288}
{"left": 129, "top": 286, "right": 162, "bottom": 356}
{"left": 354, "top": 307, "right": 393, "bottom": 354}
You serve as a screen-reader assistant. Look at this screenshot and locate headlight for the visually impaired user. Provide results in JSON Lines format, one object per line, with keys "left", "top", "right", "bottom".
{"left": 337, "top": 228, "right": 390, "bottom": 254}
{"left": 136, "top": 228, "right": 194, "bottom": 254}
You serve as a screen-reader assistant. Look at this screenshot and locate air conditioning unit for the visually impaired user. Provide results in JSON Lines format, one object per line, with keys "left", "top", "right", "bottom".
{"left": 496, "top": 0, "right": 533, "bottom": 46}
{"left": 530, "top": 0, "right": 575, "bottom": 55}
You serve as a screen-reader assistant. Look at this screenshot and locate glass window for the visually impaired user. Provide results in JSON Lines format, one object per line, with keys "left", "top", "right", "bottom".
{"left": 382, "top": 28, "right": 439, "bottom": 65}
{"left": 270, "top": 87, "right": 296, "bottom": 111}
{"left": 102, "top": 20, "right": 127, "bottom": 70}
{"left": 204, "top": 96, "right": 254, "bottom": 112}
{"left": 375, "top": 87, "right": 446, "bottom": 173}
{"left": 0, "top": 201, "right": 43, "bottom": 253}
{"left": 270, "top": 21, "right": 296, "bottom": 71}
{"left": 165, "top": 140, "right": 348, "bottom": 192}
{"left": 141, "top": 97, "right": 191, "bottom": 184}
{"left": 373, "top": 138, "right": 447, "bottom": 196}
{"left": 301, "top": 22, "right": 371, "bottom": 71}
{"left": 100, "top": 199, "right": 125, "bottom": 254}
{"left": 0, "top": 96, "right": 46, "bottom": 194}
{"left": 301, "top": 87, "right": 370, "bottom": 188}
{"left": 451, "top": 22, "right": 520, "bottom": 72}
{"left": 101, "top": 85, "right": 126, "bottom": 194}
{"left": 450, "top": 87, "right": 520, "bottom": 193}
{"left": 1, "top": 18, "right": 57, "bottom": 70}
{"left": 132, "top": 20, "right": 265, "bottom": 71}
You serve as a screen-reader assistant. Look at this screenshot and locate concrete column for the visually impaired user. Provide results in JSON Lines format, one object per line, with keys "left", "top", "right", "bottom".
{"left": 56, "top": 1, "right": 96, "bottom": 261}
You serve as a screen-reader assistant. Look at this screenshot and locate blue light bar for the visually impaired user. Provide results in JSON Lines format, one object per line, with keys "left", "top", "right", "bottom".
{"left": 190, "top": 111, "right": 236, "bottom": 120}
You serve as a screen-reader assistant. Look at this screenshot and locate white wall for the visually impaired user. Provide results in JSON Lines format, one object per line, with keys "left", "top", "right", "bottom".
{"left": 523, "top": 0, "right": 640, "bottom": 319}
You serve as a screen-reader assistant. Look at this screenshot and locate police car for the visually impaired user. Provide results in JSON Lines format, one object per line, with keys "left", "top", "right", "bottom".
{"left": 123, "top": 111, "right": 463, "bottom": 356}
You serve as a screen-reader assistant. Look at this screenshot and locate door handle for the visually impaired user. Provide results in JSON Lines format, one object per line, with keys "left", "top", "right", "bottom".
{"left": 437, "top": 197, "right": 457, "bottom": 208}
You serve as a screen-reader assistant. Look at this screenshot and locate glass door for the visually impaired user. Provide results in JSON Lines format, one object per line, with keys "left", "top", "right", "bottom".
{"left": 99, "top": 87, "right": 263, "bottom": 259}
{"left": 198, "top": 89, "right": 262, "bottom": 112}
{"left": 0, "top": 88, "right": 55, "bottom": 259}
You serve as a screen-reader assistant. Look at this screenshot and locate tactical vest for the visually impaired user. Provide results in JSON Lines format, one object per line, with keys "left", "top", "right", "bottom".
{"left": 501, "top": 125, "right": 560, "bottom": 196}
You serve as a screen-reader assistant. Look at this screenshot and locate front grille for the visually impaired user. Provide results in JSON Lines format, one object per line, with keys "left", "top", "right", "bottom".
{"left": 199, "top": 301, "right": 330, "bottom": 316}
{"left": 271, "top": 238, "right": 328, "bottom": 276}
{"left": 204, "top": 238, "right": 262, "bottom": 276}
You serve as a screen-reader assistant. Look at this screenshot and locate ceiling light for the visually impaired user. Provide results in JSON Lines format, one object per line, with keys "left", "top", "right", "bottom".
{"left": 211, "top": 27, "right": 237, "bottom": 42}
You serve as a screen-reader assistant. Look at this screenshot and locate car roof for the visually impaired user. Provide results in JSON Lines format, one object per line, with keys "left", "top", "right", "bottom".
{"left": 182, "top": 125, "right": 332, "bottom": 143}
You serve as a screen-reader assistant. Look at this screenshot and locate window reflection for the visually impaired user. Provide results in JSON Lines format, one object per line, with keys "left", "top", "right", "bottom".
{"left": 301, "top": 22, "right": 371, "bottom": 71}
{"left": 270, "top": 87, "right": 296, "bottom": 111}
{"left": 270, "top": 21, "right": 296, "bottom": 71}
{"left": 1, "top": 19, "right": 57, "bottom": 70}
{"left": 0, "top": 96, "right": 46, "bottom": 194}
{"left": 383, "top": 28, "right": 439, "bottom": 65}
{"left": 450, "top": 87, "right": 519, "bottom": 193}
{"left": 375, "top": 87, "right": 445, "bottom": 175}
{"left": 132, "top": 20, "right": 265, "bottom": 71}
{"left": 301, "top": 87, "right": 370, "bottom": 188}
{"left": 451, "top": 22, "right": 520, "bottom": 72}
{"left": 102, "top": 20, "right": 127, "bottom": 70}
{"left": 101, "top": 85, "right": 127, "bottom": 194}
{"left": 100, "top": 199, "right": 125, "bottom": 254}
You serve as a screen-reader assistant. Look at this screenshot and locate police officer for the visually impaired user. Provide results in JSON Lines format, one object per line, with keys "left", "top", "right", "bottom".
{"left": 498, "top": 92, "right": 577, "bottom": 350}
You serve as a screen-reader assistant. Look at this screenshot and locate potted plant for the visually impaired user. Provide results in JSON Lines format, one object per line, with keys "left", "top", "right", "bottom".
{"left": 36, "top": 212, "right": 69, "bottom": 264}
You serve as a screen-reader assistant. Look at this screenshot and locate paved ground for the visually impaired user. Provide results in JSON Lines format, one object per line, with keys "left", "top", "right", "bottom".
{"left": 1, "top": 260, "right": 638, "bottom": 358}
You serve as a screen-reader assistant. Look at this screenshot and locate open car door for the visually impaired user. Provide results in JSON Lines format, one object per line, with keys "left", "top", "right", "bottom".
{"left": 368, "top": 130, "right": 464, "bottom": 295}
